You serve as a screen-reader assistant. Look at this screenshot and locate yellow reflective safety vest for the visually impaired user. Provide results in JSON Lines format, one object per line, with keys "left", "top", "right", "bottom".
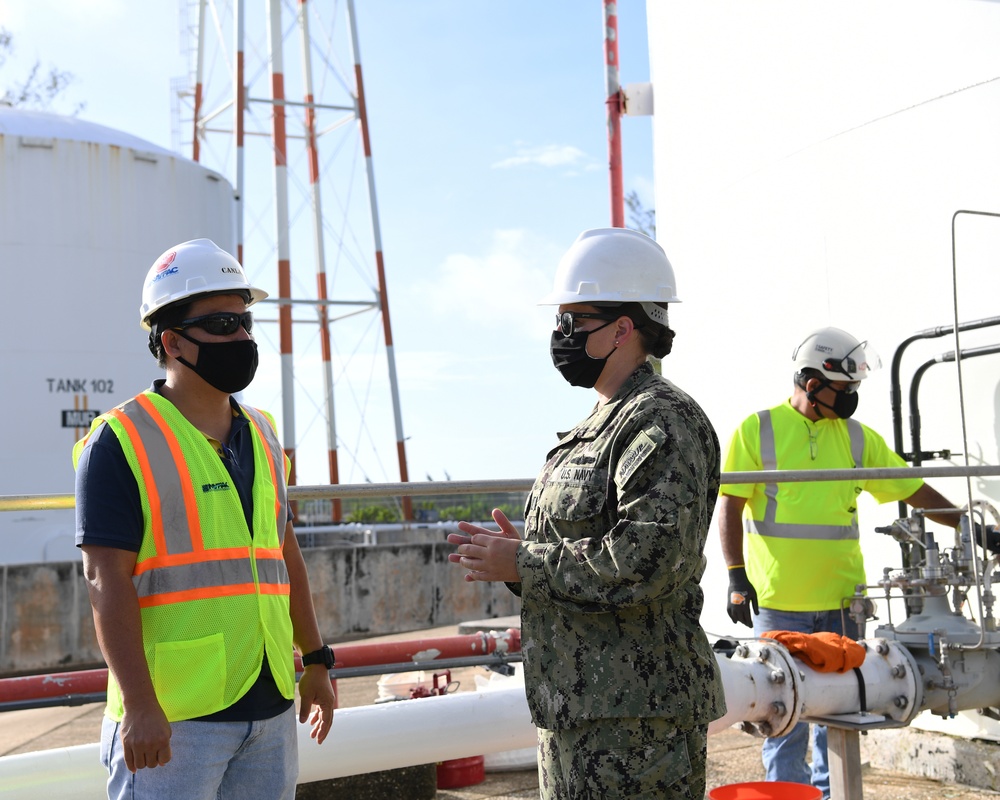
{"left": 722, "top": 400, "right": 923, "bottom": 611}
{"left": 73, "top": 391, "right": 295, "bottom": 722}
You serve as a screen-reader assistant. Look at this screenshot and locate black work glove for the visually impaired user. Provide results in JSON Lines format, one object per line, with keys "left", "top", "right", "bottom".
{"left": 973, "top": 523, "right": 1000, "bottom": 554}
{"left": 727, "top": 566, "right": 759, "bottom": 628}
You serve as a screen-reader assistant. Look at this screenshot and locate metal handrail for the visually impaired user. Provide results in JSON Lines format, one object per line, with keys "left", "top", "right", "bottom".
{"left": 4, "top": 464, "right": 1000, "bottom": 513}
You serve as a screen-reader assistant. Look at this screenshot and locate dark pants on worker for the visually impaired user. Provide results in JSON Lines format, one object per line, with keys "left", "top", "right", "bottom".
{"left": 754, "top": 607, "right": 863, "bottom": 799}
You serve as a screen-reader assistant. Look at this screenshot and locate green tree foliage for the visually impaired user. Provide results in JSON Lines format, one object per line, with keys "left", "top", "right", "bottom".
{"left": 336, "top": 494, "right": 526, "bottom": 525}
{"left": 344, "top": 504, "right": 401, "bottom": 524}
{"left": 625, "top": 190, "right": 655, "bottom": 238}
{"left": 0, "top": 28, "right": 83, "bottom": 113}
{"left": 435, "top": 502, "right": 522, "bottom": 523}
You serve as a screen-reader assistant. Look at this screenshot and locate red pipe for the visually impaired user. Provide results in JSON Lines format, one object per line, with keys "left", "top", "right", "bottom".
{"left": 603, "top": 0, "right": 625, "bottom": 227}
{"left": 320, "top": 629, "right": 520, "bottom": 670}
{"left": 0, "top": 668, "right": 108, "bottom": 703}
{"left": 0, "top": 630, "right": 521, "bottom": 704}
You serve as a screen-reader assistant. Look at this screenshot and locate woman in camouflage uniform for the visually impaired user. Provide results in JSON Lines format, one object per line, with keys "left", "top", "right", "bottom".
{"left": 448, "top": 228, "right": 725, "bottom": 799}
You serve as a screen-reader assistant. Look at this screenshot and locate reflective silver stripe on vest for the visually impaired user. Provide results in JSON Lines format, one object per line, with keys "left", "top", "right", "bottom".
{"left": 133, "top": 556, "right": 290, "bottom": 598}
{"left": 746, "top": 410, "right": 864, "bottom": 542}
{"left": 118, "top": 398, "right": 196, "bottom": 555}
{"left": 241, "top": 405, "right": 290, "bottom": 541}
{"left": 134, "top": 558, "right": 256, "bottom": 598}
{"left": 257, "top": 557, "right": 290, "bottom": 587}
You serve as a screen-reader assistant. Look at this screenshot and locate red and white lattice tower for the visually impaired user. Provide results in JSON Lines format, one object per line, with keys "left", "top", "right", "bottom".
{"left": 174, "top": 0, "right": 412, "bottom": 521}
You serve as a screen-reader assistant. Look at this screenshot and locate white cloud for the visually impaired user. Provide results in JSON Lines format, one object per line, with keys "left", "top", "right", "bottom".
{"left": 491, "top": 143, "right": 592, "bottom": 170}
{"left": 414, "top": 228, "right": 560, "bottom": 342}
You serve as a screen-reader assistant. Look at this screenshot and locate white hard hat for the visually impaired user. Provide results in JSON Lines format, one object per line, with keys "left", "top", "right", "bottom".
{"left": 139, "top": 239, "right": 267, "bottom": 330}
{"left": 539, "top": 228, "right": 681, "bottom": 307}
{"left": 792, "top": 326, "right": 880, "bottom": 381}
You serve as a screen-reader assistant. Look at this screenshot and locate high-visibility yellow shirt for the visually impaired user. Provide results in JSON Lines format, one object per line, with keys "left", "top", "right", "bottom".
{"left": 721, "top": 399, "right": 923, "bottom": 611}
{"left": 74, "top": 391, "right": 295, "bottom": 721}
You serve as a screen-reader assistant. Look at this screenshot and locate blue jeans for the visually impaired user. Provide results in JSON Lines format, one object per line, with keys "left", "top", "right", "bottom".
{"left": 100, "top": 706, "right": 298, "bottom": 800}
{"left": 753, "top": 607, "right": 862, "bottom": 800}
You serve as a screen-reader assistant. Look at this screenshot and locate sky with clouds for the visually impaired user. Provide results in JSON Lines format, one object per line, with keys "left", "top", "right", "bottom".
{"left": 4, "top": 0, "right": 997, "bottom": 515}
{"left": 0, "top": 0, "right": 655, "bottom": 487}
{"left": 6, "top": 1, "right": 1000, "bottom": 657}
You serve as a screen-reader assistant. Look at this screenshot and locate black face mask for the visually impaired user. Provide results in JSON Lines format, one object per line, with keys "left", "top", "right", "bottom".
{"left": 808, "top": 380, "right": 860, "bottom": 419}
{"left": 175, "top": 331, "right": 259, "bottom": 394}
{"left": 549, "top": 321, "right": 616, "bottom": 388}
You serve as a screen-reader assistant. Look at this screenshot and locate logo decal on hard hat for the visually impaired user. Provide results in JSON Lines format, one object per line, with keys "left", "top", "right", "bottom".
{"left": 155, "top": 252, "right": 177, "bottom": 273}
{"left": 151, "top": 251, "right": 179, "bottom": 285}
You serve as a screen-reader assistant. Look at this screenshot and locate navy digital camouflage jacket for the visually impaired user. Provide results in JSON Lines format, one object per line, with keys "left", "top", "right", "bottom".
{"left": 514, "top": 362, "right": 726, "bottom": 730}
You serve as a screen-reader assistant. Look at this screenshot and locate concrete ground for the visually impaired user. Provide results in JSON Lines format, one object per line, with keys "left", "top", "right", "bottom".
{"left": 2, "top": 621, "right": 999, "bottom": 799}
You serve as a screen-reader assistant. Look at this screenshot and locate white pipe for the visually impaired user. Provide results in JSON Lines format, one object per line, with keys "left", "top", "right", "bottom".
{"left": 708, "top": 641, "right": 802, "bottom": 737}
{"left": 4, "top": 635, "right": 999, "bottom": 795}
{"left": 0, "top": 683, "right": 537, "bottom": 798}
{"left": 0, "top": 744, "right": 101, "bottom": 798}
{"left": 297, "top": 682, "right": 536, "bottom": 783}
{"left": 798, "top": 639, "right": 923, "bottom": 724}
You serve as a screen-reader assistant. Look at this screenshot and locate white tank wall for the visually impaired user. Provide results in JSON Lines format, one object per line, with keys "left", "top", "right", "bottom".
{"left": 646, "top": 0, "right": 1000, "bottom": 736}
{"left": 0, "top": 108, "right": 233, "bottom": 565}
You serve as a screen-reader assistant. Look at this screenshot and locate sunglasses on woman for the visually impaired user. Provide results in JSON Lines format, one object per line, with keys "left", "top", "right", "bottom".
{"left": 173, "top": 311, "right": 253, "bottom": 336}
{"left": 555, "top": 311, "right": 619, "bottom": 337}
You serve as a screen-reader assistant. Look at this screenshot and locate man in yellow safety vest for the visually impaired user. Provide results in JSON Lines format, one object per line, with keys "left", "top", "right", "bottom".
{"left": 74, "top": 239, "right": 335, "bottom": 800}
{"left": 718, "top": 326, "right": 968, "bottom": 799}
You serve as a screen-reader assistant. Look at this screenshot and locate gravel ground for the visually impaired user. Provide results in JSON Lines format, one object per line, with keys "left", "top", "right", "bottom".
{"left": 705, "top": 726, "right": 1000, "bottom": 800}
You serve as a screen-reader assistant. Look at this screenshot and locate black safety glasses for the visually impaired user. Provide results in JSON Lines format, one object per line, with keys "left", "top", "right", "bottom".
{"left": 555, "top": 311, "right": 619, "bottom": 337}
{"left": 173, "top": 311, "right": 253, "bottom": 336}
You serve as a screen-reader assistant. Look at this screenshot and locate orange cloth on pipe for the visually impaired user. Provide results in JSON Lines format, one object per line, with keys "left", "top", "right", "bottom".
{"left": 761, "top": 630, "right": 866, "bottom": 673}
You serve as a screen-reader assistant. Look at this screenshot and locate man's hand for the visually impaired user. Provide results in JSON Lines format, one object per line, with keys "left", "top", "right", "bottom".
{"left": 298, "top": 664, "right": 336, "bottom": 744}
{"left": 120, "top": 700, "right": 172, "bottom": 772}
{"left": 727, "top": 566, "right": 759, "bottom": 628}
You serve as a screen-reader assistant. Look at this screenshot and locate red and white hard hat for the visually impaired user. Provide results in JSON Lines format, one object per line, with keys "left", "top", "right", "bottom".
{"left": 539, "top": 228, "right": 681, "bottom": 308}
{"left": 139, "top": 239, "right": 267, "bottom": 330}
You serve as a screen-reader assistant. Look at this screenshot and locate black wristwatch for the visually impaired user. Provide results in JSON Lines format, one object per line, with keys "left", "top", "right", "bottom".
{"left": 301, "top": 644, "right": 335, "bottom": 669}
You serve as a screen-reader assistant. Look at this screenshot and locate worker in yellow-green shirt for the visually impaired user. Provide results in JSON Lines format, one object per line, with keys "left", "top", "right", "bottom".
{"left": 718, "top": 326, "right": 966, "bottom": 799}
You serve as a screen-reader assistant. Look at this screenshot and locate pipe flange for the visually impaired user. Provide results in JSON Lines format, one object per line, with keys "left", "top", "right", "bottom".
{"left": 730, "top": 640, "right": 803, "bottom": 738}
{"left": 862, "top": 637, "right": 924, "bottom": 724}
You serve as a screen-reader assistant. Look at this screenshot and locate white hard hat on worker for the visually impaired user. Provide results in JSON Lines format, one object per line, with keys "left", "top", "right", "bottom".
{"left": 791, "top": 326, "right": 881, "bottom": 419}
{"left": 542, "top": 228, "right": 680, "bottom": 389}
{"left": 540, "top": 226, "right": 680, "bottom": 306}
{"left": 140, "top": 239, "right": 267, "bottom": 394}
{"left": 792, "top": 326, "right": 880, "bottom": 382}
{"left": 139, "top": 238, "right": 267, "bottom": 330}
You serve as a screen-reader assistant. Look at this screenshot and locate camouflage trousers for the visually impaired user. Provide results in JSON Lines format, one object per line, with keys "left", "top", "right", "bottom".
{"left": 537, "top": 717, "right": 708, "bottom": 799}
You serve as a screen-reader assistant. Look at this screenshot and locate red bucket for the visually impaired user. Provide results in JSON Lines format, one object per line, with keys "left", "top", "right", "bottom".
{"left": 436, "top": 755, "right": 485, "bottom": 789}
{"left": 709, "top": 782, "right": 822, "bottom": 800}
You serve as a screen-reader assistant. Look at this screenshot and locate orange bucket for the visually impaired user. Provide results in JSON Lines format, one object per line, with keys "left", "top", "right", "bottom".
{"left": 709, "top": 782, "right": 822, "bottom": 800}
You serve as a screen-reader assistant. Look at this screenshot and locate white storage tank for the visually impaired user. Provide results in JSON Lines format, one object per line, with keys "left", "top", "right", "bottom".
{"left": 0, "top": 107, "right": 234, "bottom": 564}
{"left": 645, "top": 0, "right": 1000, "bottom": 740}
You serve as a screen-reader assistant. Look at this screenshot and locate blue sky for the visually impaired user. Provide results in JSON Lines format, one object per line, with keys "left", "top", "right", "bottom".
{"left": 0, "top": 0, "right": 656, "bottom": 485}
{"left": 5, "top": 0, "right": 997, "bottom": 501}
{"left": 7, "top": 0, "right": 1000, "bottom": 654}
